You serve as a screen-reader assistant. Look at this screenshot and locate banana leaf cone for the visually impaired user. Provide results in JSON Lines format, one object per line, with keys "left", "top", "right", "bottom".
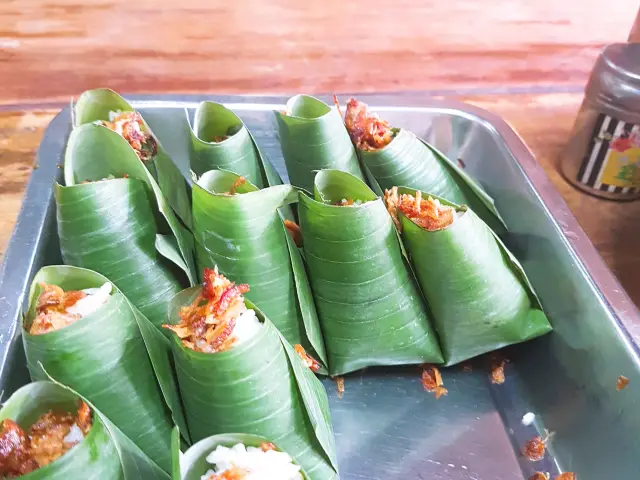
{"left": 274, "top": 95, "right": 365, "bottom": 192}
{"left": 389, "top": 187, "right": 552, "bottom": 365}
{"left": 0, "top": 381, "right": 170, "bottom": 479}
{"left": 341, "top": 98, "right": 505, "bottom": 233}
{"left": 73, "top": 87, "right": 192, "bottom": 229}
{"left": 192, "top": 170, "right": 327, "bottom": 371}
{"left": 173, "top": 431, "right": 308, "bottom": 480}
{"left": 298, "top": 170, "right": 443, "bottom": 375}
{"left": 22, "top": 265, "right": 191, "bottom": 473}
{"left": 188, "top": 101, "right": 286, "bottom": 190}
{"left": 166, "top": 286, "right": 339, "bottom": 480}
{"left": 58, "top": 120, "right": 197, "bottom": 328}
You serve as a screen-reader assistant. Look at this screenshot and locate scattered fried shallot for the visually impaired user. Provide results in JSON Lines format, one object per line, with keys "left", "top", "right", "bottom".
{"left": 490, "top": 356, "right": 509, "bottom": 385}
{"left": 616, "top": 375, "right": 630, "bottom": 391}
{"left": 554, "top": 473, "right": 576, "bottom": 480}
{"left": 523, "top": 430, "right": 554, "bottom": 462}
{"left": 260, "top": 442, "right": 277, "bottom": 452}
{"left": 284, "top": 220, "right": 303, "bottom": 248}
{"left": 29, "top": 283, "right": 88, "bottom": 335}
{"left": 228, "top": 176, "right": 246, "bottom": 195}
{"left": 98, "top": 111, "right": 157, "bottom": 161}
{"left": 294, "top": 344, "right": 321, "bottom": 372}
{"left": 335, "top": 376, "right": 345, "bottom": 399}
{"left": 421, "top": 365, "right": 447, "bottom": 399}
{"left": 529, "top": 473, "right": 550, "bottom": 480}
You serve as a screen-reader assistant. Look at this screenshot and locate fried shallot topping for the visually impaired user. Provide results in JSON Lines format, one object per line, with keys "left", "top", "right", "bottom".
{"left": 384, "top": 187, "right": 455, "bottom": 232}
{"left": 228, "top": 176, "right": 246, "bottom": 195}
{"left": 554, "top": 474, "right": 576, "bottom": 480}
{"left": 211, "top": 135, "right": 229, "bottom": 143}
{"left": 294, "top": 345, "right": 321, "bottom": 372}
{"left": 529, "top": 473, "right": 550, "bottom": 480}
{"left": 163, "top": 267, "right": 250, "bottom": 353}
{"left": 284, "top": 220, "right": 303, "bottom": 248}
{"left": 333, "top": 198, "right": 363, "bottom": 207}
{"left": 421, "top": 365, "right": 447, "bottom": 399}
{"left": 0, "top": 402, "right": 92, "bottom": 477}
{"left": 98, "top": 111, "right": 157, "bottom": 162}
{"left": 260, "top": 442, "right": 277, "bottom": 452}
{"left": 616, "top": 375, "right": 630, "bottom": 391}
{"left": 30, "top": 283, "right": 87, "bottom": 335}
{"left": 342, "top": 97, "right": 394, "bottom": 151}
{"left": 205, "top": 466, "right": 248, "bottom": 480}
{"left": 522, "top": 430, "right": 554, "bottom": 462}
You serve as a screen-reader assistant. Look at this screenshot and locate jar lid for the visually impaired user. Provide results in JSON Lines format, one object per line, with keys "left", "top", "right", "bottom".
{"left": 586, "top": 43, "right": 640, "bottom": 113}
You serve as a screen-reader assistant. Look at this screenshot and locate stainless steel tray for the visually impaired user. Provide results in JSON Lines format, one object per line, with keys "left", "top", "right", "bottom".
{"left": 1, "top": 94, "right": 639, "bottom": 480}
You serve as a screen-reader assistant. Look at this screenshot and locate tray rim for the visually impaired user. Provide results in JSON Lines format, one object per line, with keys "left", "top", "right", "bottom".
{"left": 1, "top": 92, "right": 638, "bottom": 362}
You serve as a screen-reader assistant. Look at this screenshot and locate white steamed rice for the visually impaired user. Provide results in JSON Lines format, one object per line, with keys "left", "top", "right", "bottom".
{"left": 231, "top": 309, "right": 262, "bottom": 346}
{"left": 202, "top": 443, "right": 302, "bottom": 480}
{"left": 66, "top": 282, "right": 112, "bottom": 317}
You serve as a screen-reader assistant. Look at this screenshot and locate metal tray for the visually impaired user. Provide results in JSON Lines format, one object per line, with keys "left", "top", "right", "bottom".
{"left": 1, "top": 94, "right": 639, "bottom": 480}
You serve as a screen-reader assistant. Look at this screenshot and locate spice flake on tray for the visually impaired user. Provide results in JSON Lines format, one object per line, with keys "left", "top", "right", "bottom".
{"left": 616, "top": 375, "right": 630, "bottom": 391}
{"left": 97, "top": 111, "right": 158, "bottom": 162}
{"left": 490, "top": 356, "right": 509, "bottom": 385}
{"left": 29, "top": 282, "right": 112, "bottom": 335}
{"left": 421, "top": 365, "right": 448, "bottom": 399}
{"left": 522, "top": 430, "right": 554, "bottom": 462}
{"left": 163, "top": 267, "right": 261, "bottom": 353}
{"left": 0, "top": 401, "right": 91, "bottom": 477}
{"left": 335, "top": 377, "right": 345, "bottom": 399}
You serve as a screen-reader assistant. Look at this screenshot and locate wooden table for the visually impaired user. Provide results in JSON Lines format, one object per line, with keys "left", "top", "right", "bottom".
{"left": 1, "top": 0, "right": 639, "bottom": 306}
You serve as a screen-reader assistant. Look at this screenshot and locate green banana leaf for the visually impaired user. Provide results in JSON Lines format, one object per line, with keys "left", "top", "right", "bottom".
{"left": 274, "top": 95, "right": 365, "bottom": 192}
{"left": 73, "top": 88, "right": 193, "bottom": 229}
{"left": 174, "top": 432, "right": 308, "bottom": 480}
{"left": 298, "top": 170, "right": 443, "bottom": 375}
{"left": 395, "top": 187, "right": 552, "bottom": 365}
{"left": 0, "top": 381, "right": 169, "bottom": 479}
{"left": 22, "top": 265, "right": 189, "bottom": 473}
{"left": 60, "top": 123, "right": 197, "bottom": 326}
{"left": 188, "top": 101, "right": 271, "bottom": 187}
{"left": 191, "top": 170, "right": 327, "bottom": 370}
{"left": 356, "top": 125, "right": 505, "bottom": 232}
{"left": 167, "top": 287, "right": 339, "bottom": 480}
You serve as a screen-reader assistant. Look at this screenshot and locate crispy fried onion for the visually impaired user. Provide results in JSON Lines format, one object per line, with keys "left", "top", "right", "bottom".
{"left": 205, "top": 466, "right": 248, "bottom": 480}
{"left": 29, "top": 283, "right": 88, "bottom": 335}
{"left": 294, "top": 345, "right": 321, "bottom": 372}
{"left": 342, "top": 97, "right": 394, "bottom": 151}
{"left": 384, "top": 187, "right": 455, "bottom": 232}
{"left": 99, "top": 111, "right": 158, "bottom": 162}
{"left": 228, "top": 176, "right": 246, "bottom": 195}
{"left": 163, "top": 267, "right": 250, "bottom": 353}
{"left": 284, "top": 220, "right": 303, "bottom": 248}
{"left": 0, "top": 401, "right": 91, "bottom": 477}
{"left": 421, "top": 364, "right": 448, "bottom": 399}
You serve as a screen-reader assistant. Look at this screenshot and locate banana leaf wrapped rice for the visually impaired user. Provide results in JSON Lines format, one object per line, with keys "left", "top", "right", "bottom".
{"left": 0, "top": 382, "right": 169, "bottom": 479}
{"left": 164, "top": 268, "right": 338, "bottom": 480}
{"left": 385, "top": 187, "right": 552, "bottom": 365}
{"left": 22, "top": 266, "right": 187, "bottom": 473}
{"left": 274, "top": 95, "right": 365, "bottom": 192}
{"left": 342, "top": 97, "right": 504, "bottom": 232}
{"left": 57, "top": 116, "right": 196, "bottom": 328}
{"left": 191, "top": 170, "right": 327, "bottom": 370}
{"left": 175, "top": 432, "right": 304, "bottom": 480}
{"left": 298, "top": 169, "right": 443, "bottom": 375}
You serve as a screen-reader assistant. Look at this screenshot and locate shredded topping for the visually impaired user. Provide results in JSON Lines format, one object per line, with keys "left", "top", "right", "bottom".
{"left": 522, "top": 431, "right": 553, "bottom": 462}
{"left": 616, "top": 375, "right": 630, "bottom": 391}
{"left": 98, "top": 111, "right": 157, "bottom": 162}
{"left": 283, "top": 220, "right": 303, "bottom": 248}
{"left": 0, "top": 402, "right": 91, "bottom": 477}
{"left": 294, "top": 345, "right": 321, "bottom": 372}
{"left": 342, "top": 97, "right": 394, "bottom": 151}
{"left": 384, "top": 187, "right": 454, "bottom": 232}
{"left": 164, "top": 267, "right": 253, "bottom": 353}
{"left": 421, "top": 365, "right": 447, "bottom": 399}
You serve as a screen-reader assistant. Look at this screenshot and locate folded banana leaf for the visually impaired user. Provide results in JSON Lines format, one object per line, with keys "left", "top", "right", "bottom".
{"left": 274, "top": 95, "right": 365, "bottom": 192}
{"left": 23, "top": 265, "right": 190, "bottom": 473}
{"left": 59, "top": 122, "right": 196, "bottom": 327}
{"left": 343, "top": 99, "right": 505, "bottom": 232}
{"left": 192, "top": 170, "right": 327, "bottom": 370}
{"left": 167, "top": 287, "right": 339, "bottom": 480}
{"left": 173, "top": 431, "right": 307, "bottom": 480}
{"left": 0, "top": 381, "right": 169, "bottom": 479}
{"left": 393, "top": 187, "right": 552, "bottom": 365}
{"left": 298, "top": 170, "right": 443, "bottom": 375}
{"left": 73, "top": 87, "right": 192, "bottom": 229}
{"left": 188, "top": 101, "right": 285, "bottom": 189}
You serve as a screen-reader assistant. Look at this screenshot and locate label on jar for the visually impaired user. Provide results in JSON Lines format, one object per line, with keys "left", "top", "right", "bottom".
{"left": 576, "top": 113, "right": 640, "bottom": 193}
